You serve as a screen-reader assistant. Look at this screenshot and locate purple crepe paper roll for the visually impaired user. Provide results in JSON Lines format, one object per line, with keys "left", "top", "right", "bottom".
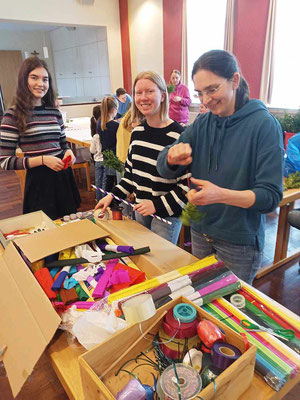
{"left": 74, "top": 301, "right": 96, "bottom": 309}
{"left": 116, "top": 379, "right": 146, "bottom": 400}
{"left": 211, "top": 342, "right": 242, "bottom": 370}
{"left": 92, "top": 259, "right": 118, "bottom": 298}
{"left": 116, "top": 245, "right": 134, "bottom": 254}
{"left": 197, "top": 274, "right": 238, "bottom": 297}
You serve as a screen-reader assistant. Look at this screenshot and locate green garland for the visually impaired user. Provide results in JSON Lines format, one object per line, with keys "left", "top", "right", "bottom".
{"left": 180, "top": 202, "right": 205, "bottom": 226}
{"left": 102, "top": 150, "right": 124, "bottom": 174}
{"left": 284, "top": 171, "right": 300, "bottom": 190}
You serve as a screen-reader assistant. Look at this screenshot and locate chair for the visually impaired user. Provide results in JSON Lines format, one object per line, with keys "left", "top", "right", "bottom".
{"left": 71, "top": 156, "right": 91, "bottom": 191}
{"left": 287, "top": 209, "right": 300, "bottom": 267}
{"left": 15, "top": 170, "right": 26, "bottom": 198}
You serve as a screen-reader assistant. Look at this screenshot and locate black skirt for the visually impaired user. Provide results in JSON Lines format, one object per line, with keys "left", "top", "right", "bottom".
{"left": 23, "top": 165, "right": 81, "bottom": 220}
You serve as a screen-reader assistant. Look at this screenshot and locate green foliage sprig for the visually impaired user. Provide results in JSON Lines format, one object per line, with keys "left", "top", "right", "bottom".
{"left": 167, "top": 84, "right": 175, "bottom": 94}
{"left": 102, "top": 150, "right": 124, "bottom": 174}
{"left": 284, "top": 171, "right": 300, "bottom": 190}
{"left": 180, "top": 202, "right": 205, "bottom": 226}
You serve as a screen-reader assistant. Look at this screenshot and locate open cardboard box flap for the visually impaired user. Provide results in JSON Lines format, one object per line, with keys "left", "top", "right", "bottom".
{"left": 14, "top": 218, "right": 108, "bottom": 263}
{"left": 0, "top": 219, "right": 108, "bottom": 397}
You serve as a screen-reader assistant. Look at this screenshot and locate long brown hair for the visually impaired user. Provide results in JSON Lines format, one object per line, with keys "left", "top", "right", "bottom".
{"left": 12, "top": 57, "right": 55, "bottom": 133}
{"left": 100, "top": 96, "right": 118, "bottom": 131}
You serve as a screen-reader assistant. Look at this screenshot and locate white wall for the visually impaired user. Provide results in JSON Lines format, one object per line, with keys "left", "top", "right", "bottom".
{"left": 0, "top": 29, "right": 56, "bottom": 87}
{"left": 128, "top": 0, "right": 164, "bottom": 79}
{"left": 0, "top": 0, "right": 123, "bottom": 92}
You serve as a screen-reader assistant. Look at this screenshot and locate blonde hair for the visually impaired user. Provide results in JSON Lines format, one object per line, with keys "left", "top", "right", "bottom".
{"left": 100, "top": 96, "right": 118, "bottom": 131}
{"left": 171, "top": 69, "right": 181, "bottom": 76}
{"left": 132, "top": 71, "right": 169, "bottom": 122}
{"left": 122, "top": 109, "right": 132, "bottom": 131}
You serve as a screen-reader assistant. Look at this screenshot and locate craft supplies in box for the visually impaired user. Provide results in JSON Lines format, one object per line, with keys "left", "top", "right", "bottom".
{"left": 202, "top": 284, "right": 300, "bottom": 392}
{"left": 79, "top": 297, "right": 256, "bottom": 400}
{"left": 0, "top": 210, "right": 56, "bottom": 247}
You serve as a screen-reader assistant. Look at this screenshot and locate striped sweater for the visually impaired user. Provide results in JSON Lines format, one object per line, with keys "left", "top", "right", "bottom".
{"left": 113, "top": 121, "right": 189, "bottom": 218}
{"left": 0, "top": 106, "right": 69, "bottom": 170}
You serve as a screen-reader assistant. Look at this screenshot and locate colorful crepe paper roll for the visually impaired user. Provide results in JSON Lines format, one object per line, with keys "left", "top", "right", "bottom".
{"left": 211, "top": 342, "right": 242, "bottom": 370}
{"left": 34, "top": 268, "right": 57, "bottom": 300}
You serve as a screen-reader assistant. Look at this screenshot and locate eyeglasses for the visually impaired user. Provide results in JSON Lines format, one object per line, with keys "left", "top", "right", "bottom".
{"left": 195, "top": 79, "right": 227, "bottom": 99}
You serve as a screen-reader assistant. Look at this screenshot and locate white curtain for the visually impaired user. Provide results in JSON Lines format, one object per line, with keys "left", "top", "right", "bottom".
{"left": 223, "top": 0, "right": 236, "bottom": 52}
{"left": 259, "top": 0, "right": 277, "bottom": 104}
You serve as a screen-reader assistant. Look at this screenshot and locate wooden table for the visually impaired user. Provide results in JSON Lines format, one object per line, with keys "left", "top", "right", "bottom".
{"left": 256, "top": 188, "right": 300, "bottom": 278}
{"left": 65, "top": 117, "right": 92, "bottom": 149}
{"left": 46, "top": 219, "right": 299, "bottom": 400}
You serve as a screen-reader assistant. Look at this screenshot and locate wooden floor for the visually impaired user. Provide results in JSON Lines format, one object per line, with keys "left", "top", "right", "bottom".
{"left": 0, "top": 167, "right": 299, "bottom": 399}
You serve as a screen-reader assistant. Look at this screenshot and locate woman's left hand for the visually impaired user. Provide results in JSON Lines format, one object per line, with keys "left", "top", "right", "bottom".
{"left": 187, "top": 178, "right": 224, "bottom": 205}
{"left": 133, "top": 200, "right": 156, "bottom": 216}
{"left": 63, "top": 149, "right": 76, "bottom": 166}
{"left": 174, "top": 96, "right": 182, "bottom": 102}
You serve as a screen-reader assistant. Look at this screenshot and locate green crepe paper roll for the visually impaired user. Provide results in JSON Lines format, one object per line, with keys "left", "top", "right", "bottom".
{"left": 75, "top": 285, "right": 89, "bottom": 301}
{"left": 201, "top": 281, "right": 242, "bottom": 305}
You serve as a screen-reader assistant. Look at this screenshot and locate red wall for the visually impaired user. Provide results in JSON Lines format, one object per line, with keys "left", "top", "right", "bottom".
{"left": 119, "top": 0, "right": 132, "bottom": 94}
{"left": 233, "top": 0, "right": 269, "bottom": 99}
{"left": 162, "top": 0, "right": 183, "bottom": 83}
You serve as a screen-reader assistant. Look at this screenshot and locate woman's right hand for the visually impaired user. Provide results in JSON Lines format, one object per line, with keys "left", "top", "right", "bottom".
{"left": 43, "top": 155, "right": 65, "bottom": 171}
{"left": 95, "top": 195, "right": 113, "bottom": 213}
{"left": 167, "top": 143, "right": 192, "bottom": 166}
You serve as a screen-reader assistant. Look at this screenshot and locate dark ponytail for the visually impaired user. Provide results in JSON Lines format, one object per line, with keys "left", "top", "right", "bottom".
{"left": 192, "top": 50, "right": 249, "bottom": 112}
{"left": 90, "top": 105, "right": 101, "bottom": 137}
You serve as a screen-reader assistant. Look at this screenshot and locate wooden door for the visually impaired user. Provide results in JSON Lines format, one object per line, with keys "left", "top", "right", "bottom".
{"left": 0, "top": 50, "right": 23, "bottom": 110}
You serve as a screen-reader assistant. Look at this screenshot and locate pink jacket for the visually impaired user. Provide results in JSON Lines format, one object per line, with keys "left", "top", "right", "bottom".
{"left": 169, "top": 82, "right": 191, "bottom": 124}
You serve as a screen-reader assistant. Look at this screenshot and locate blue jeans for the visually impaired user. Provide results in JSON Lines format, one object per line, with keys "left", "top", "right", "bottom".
{"left": 95, "top": 161, "right": 107, "bottom": 201}
{"left": 135, "top": 212, "right": 182, "bottom": 245}
{"left": 191, "top": 229, "right": 263, "bottom": 284}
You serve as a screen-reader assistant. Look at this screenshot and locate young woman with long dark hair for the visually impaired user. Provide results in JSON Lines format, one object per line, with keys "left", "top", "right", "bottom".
{"left": 157, "top": 50, "right": 284, "bottom": 283}
{"left": 0, "top": 57, "right": 80, "bottom": 219}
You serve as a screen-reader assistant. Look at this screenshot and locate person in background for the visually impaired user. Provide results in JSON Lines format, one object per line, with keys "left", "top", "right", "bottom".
{"left": 157, "top": 50, "right": 284, "bottom": 283}
{"left": 0, "top": 57, "right": 80, "bottom": 220}
{"left": 116, "top": 108, "right": 140, "bottom": 165}
{"left": 284, "top": 132, "right": 300, "bottom": 177}
{"left": 95, "top": 71, "right": 189, "bottom": 244}
{"left": 97, "top": 96, "right": 119, "bottom": 193}
{"left": 114, "top": 87, "right": 132, "bottom": 120}
{"left": 90, "top": 105, "right": 106, "bottom": 201}
{"left": 90, "top": 104, "right": 101, "bottom": 137}
{"left": 168, "top": 69, "right": 191, "bottom": 125}
{"left": 199, "top": 102, "right": 209, "bottom": 114}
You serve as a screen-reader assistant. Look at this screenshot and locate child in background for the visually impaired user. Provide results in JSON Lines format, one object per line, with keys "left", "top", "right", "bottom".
{"left": 90, "top": 105, "right": 106, "bottom": 201}
{"left": 97, "top": 96, "right": 119, "bottom": 192}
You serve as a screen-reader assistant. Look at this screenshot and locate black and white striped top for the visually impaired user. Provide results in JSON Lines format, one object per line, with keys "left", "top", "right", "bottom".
{"left": 0, "top": 106, "right": 68, "bottom": 170}
{"left": 113, "top": 120, "right": 189, "bottom": 218}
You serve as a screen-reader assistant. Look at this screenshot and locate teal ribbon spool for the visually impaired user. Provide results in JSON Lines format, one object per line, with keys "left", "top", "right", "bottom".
{"left": 173, "top": 303, "right": 197, "bottom": 323}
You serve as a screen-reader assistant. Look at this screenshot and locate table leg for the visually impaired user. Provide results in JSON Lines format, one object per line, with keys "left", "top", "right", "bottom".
{"left": 274, "top": 202, "right": 294, "bottom": 262}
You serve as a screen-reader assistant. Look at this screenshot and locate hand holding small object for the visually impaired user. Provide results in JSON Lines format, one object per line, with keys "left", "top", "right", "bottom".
{"left": 187, "top": 178, "right": 224, "bottom": 205}
{"left": 95, "top": 195, "right": 113, "bottom": 214}
{"left": 63, "top": 149, "right": 76, "bottom": 166}
{"left": 167, "top": 142, "right": 192, "bottom": 166}
{"left": 133, "top": 200, "right": 156, "bottom": 216}
{"left": 43, "top": 155, "right": 65, "bottom": 171}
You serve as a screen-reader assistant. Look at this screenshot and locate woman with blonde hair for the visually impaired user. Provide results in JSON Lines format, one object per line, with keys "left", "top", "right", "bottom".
{"left": 96, "top": 96, "right": 119, "bottom": 192}
{"left": 96, "top": 71, "right": 189, "bottom": 244}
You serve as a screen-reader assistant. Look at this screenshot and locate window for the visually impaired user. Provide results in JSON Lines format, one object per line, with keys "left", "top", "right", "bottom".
{"left": 186, "top": 0, "right": 227, "bottom": 102}
{"left": 270, "top": 0, "right": 300, "bottom": 109}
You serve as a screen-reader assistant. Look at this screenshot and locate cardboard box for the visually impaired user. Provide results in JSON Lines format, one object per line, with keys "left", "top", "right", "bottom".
{"left": 79, "top": 296, "right": 256, "bottom": 400}
{"left": 0, "top": 210, "right": 57, "bottom": 248}
{"left": 0, "top": 219, "right": 108, "bottom": 398}
{"left": 95, "top": 219, "right": 198, "bottom": 276}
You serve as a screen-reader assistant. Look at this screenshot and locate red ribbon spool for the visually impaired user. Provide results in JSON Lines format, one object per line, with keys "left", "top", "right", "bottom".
{"left": 162, "top": 309, "right": 198, "bottom": 339}
{"left": 197, "top": 320, "right": 224, "bottom": 353}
